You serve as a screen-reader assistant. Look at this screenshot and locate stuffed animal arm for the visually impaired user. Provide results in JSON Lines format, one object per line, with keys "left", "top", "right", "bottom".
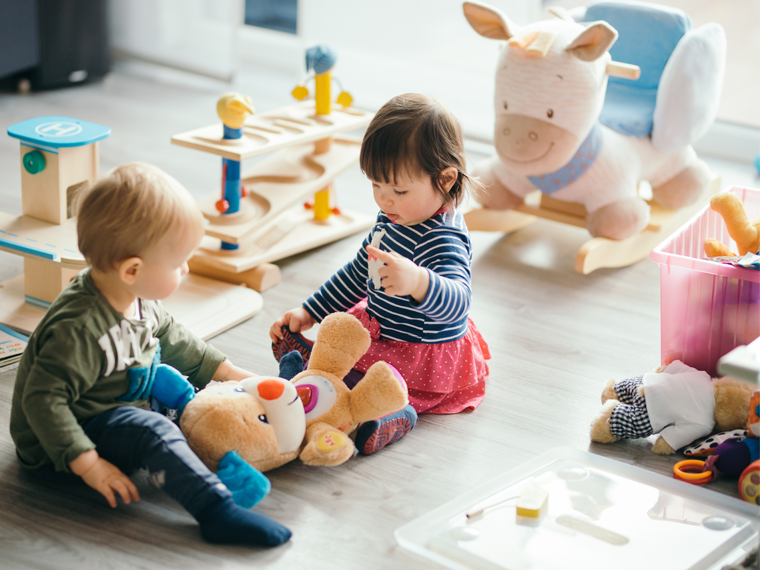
{"left": 704, "top": 192, "right": 760, "bottom": 257}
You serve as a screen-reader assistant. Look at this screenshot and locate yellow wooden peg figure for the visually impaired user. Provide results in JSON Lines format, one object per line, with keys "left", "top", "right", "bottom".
{"left": 216, "top": 92, "right": 255, "bottom": 129}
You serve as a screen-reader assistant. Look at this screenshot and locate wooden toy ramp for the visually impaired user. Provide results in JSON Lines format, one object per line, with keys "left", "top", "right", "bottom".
{"left": 171, "top": 101, "right": 372, "bottom": 162}
{"left": 0, "top": 273, "right": 262, "bottom": 341}
{"left": 197, "top": 135, "right": 363, "bottom": 245}
{"left": 464, "top": 176, "right": 722, "bottom": 274}
{"left": 191, "top": 206, "right": 374, "bottom": 274}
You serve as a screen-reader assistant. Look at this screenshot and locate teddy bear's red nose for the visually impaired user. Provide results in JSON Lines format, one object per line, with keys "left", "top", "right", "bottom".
{"left": 257, "top": 379, "right": 285, "bottom": 400}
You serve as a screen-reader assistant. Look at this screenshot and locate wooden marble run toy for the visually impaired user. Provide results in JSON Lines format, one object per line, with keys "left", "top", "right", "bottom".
{"left": 0, "top": 116, "right": 262, "bottom": 340}
{"left": 171, "top": 45, "right": 374, "bottom": 291}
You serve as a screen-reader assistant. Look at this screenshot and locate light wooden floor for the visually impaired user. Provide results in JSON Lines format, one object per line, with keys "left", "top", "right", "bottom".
{"left": 0, "top": 61, "right": 758, "bottom": 570}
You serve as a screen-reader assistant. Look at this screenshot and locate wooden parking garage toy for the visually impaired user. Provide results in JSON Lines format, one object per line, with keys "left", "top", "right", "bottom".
{"left": 0, "top": 116, "right": 263, "bottom": 340}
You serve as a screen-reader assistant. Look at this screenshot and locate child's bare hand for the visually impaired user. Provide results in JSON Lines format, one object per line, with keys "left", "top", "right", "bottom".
{"left": 366, "top": 245, "right": 430, "bottom": 302}
{"left": 270, "top": 307, "right": 316, "bottom": 342}
{"left": 71, "top": 450, "right": 140, "bottom": 508}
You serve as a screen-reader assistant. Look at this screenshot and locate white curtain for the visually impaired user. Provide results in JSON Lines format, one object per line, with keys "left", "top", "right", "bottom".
{"left": 109, "top": 0, "right": 244, "bottom": 81}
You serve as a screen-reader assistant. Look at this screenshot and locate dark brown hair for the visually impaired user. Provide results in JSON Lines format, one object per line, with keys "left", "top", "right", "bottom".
{"left": 359, "top": 93, "right": 482, "bottom": 207}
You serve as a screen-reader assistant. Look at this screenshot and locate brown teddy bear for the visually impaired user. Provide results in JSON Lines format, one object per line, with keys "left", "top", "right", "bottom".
{"left": 180, "top": 312, "right": 408, "bottom": 472}
{"left": 590, "top": 360, "right": 755, "bottom": 455}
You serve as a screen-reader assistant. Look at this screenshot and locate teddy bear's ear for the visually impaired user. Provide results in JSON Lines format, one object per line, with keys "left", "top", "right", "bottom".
{"left": 308, "top": 313, "right": 370, "bottom": 379}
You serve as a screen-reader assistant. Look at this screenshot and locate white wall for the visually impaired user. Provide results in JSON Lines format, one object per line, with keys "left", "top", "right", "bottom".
{"left": 239, "top": 0, "right": 541, "bottom": 141}
{"left": 109, "top": 0, "right": 243, "bottom": 81}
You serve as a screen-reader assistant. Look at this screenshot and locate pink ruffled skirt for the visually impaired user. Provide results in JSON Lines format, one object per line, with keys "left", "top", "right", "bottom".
{"left": 347, "top": 302, "right": 491, "bottom": 414}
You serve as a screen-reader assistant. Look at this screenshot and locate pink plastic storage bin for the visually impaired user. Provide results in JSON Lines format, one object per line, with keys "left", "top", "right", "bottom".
{"left": 649, "top": 186, "right": 760, "bottom": 377}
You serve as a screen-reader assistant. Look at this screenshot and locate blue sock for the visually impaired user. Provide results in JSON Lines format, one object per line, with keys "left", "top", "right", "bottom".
{"left": 355, "top": 404, "right": 417, "bottom": 456}
{"left": 197, "top": 498, "right": 292, "bottom": 546}
{"left": 278, "top": 350, "right": 305, "bottom": 381}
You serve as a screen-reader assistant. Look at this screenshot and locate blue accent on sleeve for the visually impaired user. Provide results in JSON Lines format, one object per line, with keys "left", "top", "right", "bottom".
{"left": 150, "top": 362, "right": 196, "bottom": 413}
{"left": 217, "top": 451, "right": 272, "bottom": 509}
{"left": 118, "top": 345, "right": 162, "bottom": 402}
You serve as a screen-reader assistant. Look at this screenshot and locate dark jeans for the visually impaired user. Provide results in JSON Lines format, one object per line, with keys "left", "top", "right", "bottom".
{"left": 31, "top": 406, "right": 230, "bottom": 520}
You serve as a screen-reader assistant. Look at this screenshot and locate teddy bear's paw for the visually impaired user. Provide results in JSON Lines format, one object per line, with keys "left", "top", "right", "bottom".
{"left": 590, "top": 400, "right": 620, "bottom": 444}
{"left": 601, "top": 379, "right": 616, "bottom": 404}
{"left": 300, "top": 430, "right": 355, "bottom": 466}
{"left": 652, "top": 436, "right": 676, "bottom": 455}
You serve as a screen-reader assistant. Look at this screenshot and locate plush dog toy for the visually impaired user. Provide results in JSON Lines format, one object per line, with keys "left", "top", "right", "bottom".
{"left": 178, "top": 312, "right": 408, "bottom": 475}
{"left": 590, "top": 360, "right": 755, "bottom": 454}
{"left": 704, "top": 191, "right": 760, "bottom": 257}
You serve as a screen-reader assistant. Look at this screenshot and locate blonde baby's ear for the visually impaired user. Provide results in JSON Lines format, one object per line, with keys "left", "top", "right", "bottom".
{"left": 118, "top": 256, "right": 143, "bottom": 285}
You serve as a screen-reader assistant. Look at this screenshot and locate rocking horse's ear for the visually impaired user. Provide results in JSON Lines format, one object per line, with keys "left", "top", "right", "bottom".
{"left": 463, "top": 1, "right": 518, "bottom": 41}
{"left": 566, "top": 21, "right": 618, "bottom": 62}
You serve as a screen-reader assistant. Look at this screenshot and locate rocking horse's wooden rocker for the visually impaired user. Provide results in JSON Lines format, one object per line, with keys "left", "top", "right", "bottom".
{"left": 461, "top": 1, "right": 726, "bottom": 274}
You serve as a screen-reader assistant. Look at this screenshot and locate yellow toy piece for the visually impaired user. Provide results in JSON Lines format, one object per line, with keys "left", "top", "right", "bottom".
{"left": 336, "top": 91, "right": 354, "bottom": 108}
{"left": 291, "top": 84, "right": 309, "bottom": 101}
{"left": 216, "top": 92, "right": 255, "bottom": 129}
{"left": 515, "top": 488, "right": 548, "bottom": 518}
{"left": 315, "top": 72, "right": 331, "bottom": 116}
{"left": 704, "top": 192, "right": 760, "bottom": 257}
{"left": 313, "top": 186, "right": 332, "bottom": 221}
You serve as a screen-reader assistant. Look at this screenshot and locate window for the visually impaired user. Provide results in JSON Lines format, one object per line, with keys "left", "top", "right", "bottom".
{"left": 245, "top": 0, "right": 298, "bottom": 34}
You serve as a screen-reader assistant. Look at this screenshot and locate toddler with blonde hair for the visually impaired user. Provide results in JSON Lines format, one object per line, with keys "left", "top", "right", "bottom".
{"left": 11, "top": 162, "right": 290, "bottom": 547}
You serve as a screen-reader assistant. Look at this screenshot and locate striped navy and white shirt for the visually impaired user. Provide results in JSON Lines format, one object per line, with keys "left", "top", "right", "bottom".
{"left": 303, "top": 209, "right": 472, "bottom": 344}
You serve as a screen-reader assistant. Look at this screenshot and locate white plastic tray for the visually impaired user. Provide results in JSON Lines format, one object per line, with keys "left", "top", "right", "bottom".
{"left": 395, "top": 448, "right": 759, "bottom": 570}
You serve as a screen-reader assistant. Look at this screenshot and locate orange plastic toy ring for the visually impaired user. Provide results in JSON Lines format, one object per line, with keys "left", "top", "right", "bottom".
{"left": 673, "top": 460, "right": 714, "bottom": 485}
